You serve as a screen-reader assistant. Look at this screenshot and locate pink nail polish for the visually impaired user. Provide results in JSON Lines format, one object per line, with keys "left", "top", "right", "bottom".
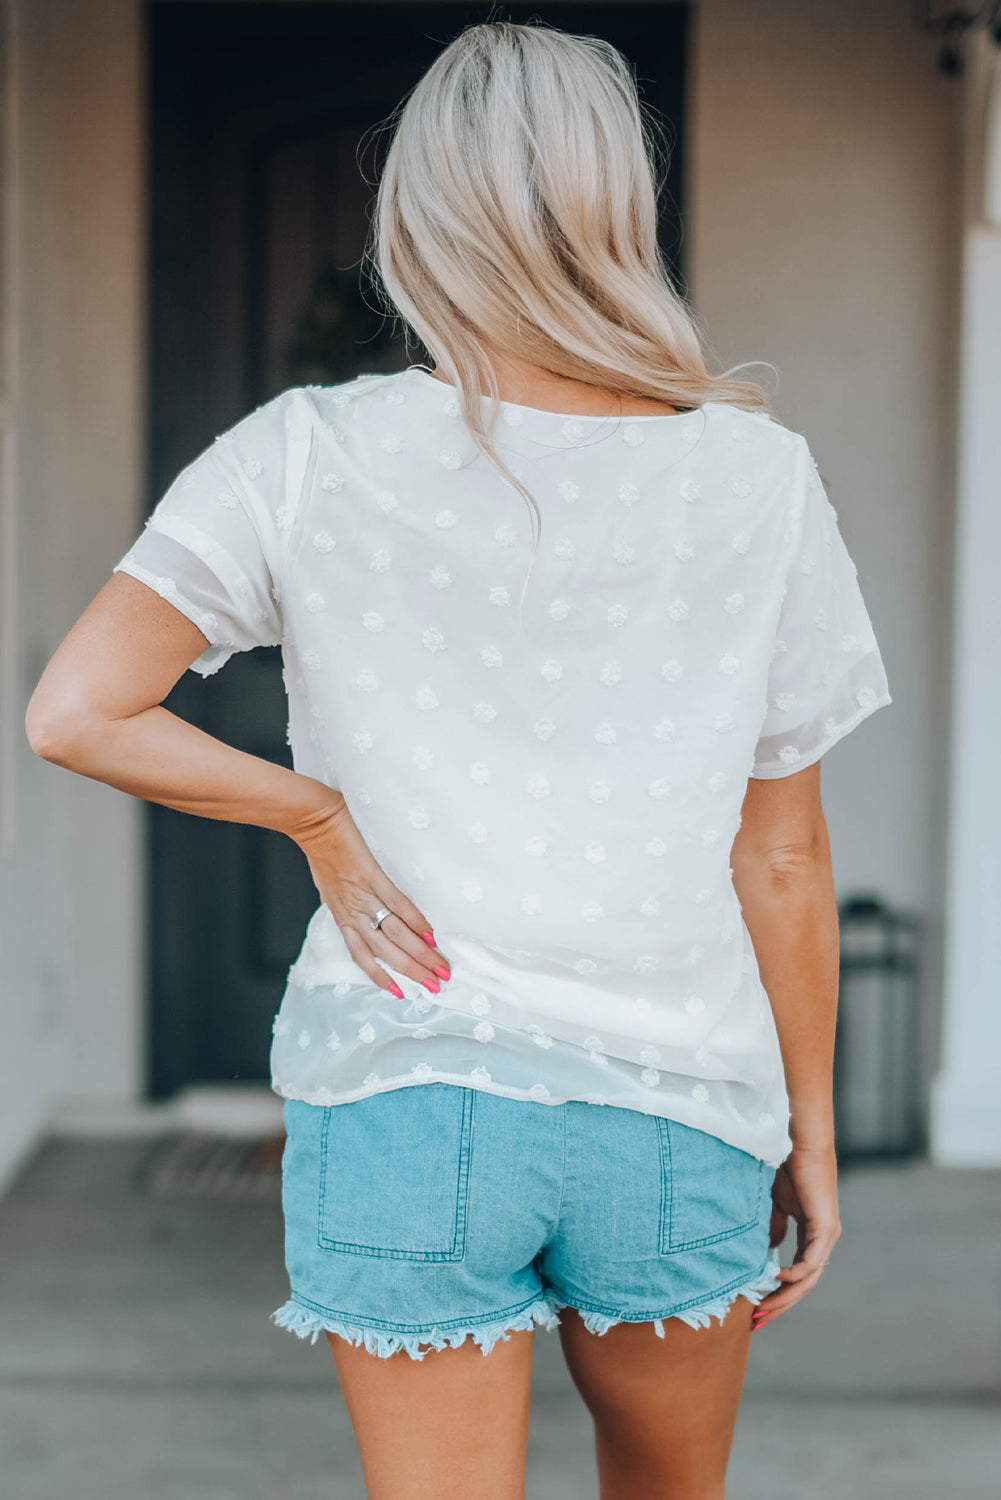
{"left": 388, "top": 981, "right": 404, "bottom": 999}
{"left": 422, "top": 930, "right": 436, "bottom": 946}
{"left": 422, "top": 977, "right": 440, "bottom": 993}
{"left": 433, "top": 964, "right": 450, "bottom": 980}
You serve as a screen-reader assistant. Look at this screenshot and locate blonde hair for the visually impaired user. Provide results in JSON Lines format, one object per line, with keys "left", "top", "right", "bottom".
{"left": 366, "top": 18, "right": 771, "bottom": 611}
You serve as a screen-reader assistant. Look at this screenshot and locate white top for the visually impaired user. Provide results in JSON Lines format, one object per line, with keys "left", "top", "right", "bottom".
{"left": 113, "top": 365, "right": 891, "bottom": 1167}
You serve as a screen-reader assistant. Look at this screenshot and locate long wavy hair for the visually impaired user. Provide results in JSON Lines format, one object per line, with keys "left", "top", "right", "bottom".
{"left": 366, "top": 18, "right": 771, "bottom": 612}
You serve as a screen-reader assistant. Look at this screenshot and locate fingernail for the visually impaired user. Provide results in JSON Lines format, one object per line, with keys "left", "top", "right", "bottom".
{"left": 388, "top": 981, "right": 404, "bottom": 999}
{"left": 422, "top": 977, "right": 440, "bottom": 993}
{"left": 422, "top": 930, "right": 436, "bottom": 946}
{"left": 433, "top": 964, "right": 450, "bottom": 980}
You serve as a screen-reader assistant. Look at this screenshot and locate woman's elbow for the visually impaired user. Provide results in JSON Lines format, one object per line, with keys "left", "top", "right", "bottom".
{"left": 24, "top": 689, "right": 93, "bottom": 765}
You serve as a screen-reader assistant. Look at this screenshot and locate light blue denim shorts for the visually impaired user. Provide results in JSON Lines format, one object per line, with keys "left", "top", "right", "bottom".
{"left": 272, "top": 1083, "right": 781, "bottom": 1361}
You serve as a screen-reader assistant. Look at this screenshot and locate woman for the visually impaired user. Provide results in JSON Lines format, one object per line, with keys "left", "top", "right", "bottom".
{"left": 25, "top": 19, "right": 891, "bottom": 1500}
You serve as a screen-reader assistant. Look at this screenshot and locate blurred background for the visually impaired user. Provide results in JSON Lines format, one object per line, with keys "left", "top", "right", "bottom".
{"left": 0, "top": 1, "right": 999, "bottom": 1496}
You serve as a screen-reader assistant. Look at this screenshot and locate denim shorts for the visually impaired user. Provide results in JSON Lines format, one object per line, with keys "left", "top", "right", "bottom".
{"left": 272, "top": 1083, "right": 781, "bottom": 1361}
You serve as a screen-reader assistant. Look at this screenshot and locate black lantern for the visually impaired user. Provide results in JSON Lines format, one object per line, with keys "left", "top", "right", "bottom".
{"left": 833, "top": 894, "right": 924, "bottom": 1164}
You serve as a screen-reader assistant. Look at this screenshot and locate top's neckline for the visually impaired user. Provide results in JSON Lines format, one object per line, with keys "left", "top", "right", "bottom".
{"left": 403, "top": 366, "right": 707, "bottom": 424}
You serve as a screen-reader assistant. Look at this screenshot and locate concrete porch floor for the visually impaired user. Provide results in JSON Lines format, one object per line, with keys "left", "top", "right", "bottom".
{"left": 0, "top": 1138, "right": 998, "bottom": 1499}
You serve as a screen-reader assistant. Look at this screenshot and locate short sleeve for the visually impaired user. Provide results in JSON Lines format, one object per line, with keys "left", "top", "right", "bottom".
{"left": 751, "top": 435, "right": 892, "bottom": 778}
{"left": 112, "top": 388, "right": 314, "bottom": 676}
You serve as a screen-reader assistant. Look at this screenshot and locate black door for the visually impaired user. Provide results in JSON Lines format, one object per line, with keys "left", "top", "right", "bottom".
{"left": 147, "top": 0, "right": 689, "bottom": 1097}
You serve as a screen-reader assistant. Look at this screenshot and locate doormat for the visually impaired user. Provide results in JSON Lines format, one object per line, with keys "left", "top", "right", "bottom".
{"left": 136, "top": 1132, "right": 285, "bottom": 1200}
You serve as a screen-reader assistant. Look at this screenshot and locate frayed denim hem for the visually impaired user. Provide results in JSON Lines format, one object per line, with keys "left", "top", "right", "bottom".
{"left": 546, "top": 1253, "right": 783, "bottom": 1338}
{"left": 271, "top": 1295, "right": 561, "bottom": 1361}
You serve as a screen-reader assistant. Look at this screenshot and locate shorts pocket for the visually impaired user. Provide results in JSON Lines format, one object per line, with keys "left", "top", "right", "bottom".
{"left": 656, "top": 1116, "right": 766, "bottom": 1254}
{"left": 317, "top": 1083, "right": 475, "bottom": 1261}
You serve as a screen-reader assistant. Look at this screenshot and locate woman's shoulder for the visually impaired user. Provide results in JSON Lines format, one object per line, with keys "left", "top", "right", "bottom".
{"left": 700, "top": 399, "right": 802, "bottom": 447}
{"left": 273, "top": 372, "right": 399, "bottom": 427}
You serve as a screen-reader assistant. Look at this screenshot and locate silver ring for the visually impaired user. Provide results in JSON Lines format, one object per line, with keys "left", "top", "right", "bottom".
{"left": 369, "top": 905, "right": 393, "bottom": 932}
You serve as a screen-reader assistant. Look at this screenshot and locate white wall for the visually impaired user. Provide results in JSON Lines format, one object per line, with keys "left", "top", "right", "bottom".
{"left": 0, "top": 0, "right": 147, "bottom": 1191}
{"left": 931, "top": 33, "right": 1001, "bottom": 1164}
{"left": 0, "top": 0, "right": 968, "bottom": 1187}
{"left": 688, "top": 0, "right": 959, "bottom": 1109}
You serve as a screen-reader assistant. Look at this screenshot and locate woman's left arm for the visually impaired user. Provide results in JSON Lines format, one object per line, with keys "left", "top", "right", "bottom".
{"left": 24, "top": 571, "right": 450, "bottom": 995}
{"left": 25, "top": 570, "right": 337, "bottom": 836}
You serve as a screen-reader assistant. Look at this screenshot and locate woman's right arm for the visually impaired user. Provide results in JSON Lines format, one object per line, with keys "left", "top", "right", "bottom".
{"left": 729, "top": 759, "right": 843, "bottom": 1327}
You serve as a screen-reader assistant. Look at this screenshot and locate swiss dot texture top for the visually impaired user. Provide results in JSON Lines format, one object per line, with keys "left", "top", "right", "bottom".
{"left": 113, "top": 366, "right": 892, "bottom": 1167}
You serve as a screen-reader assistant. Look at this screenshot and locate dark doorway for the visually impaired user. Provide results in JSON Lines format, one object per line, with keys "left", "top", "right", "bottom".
{"left": 146, "top": 0, "right": 690, "bottom": 1097}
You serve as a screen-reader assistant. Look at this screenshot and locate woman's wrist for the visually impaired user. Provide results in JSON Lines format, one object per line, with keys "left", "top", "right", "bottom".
{"left": 788, "top": 1095, "right": 836, "bottom": 1153}
{"left": 276, "top": 776, "right": 346, "bottom": 848}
